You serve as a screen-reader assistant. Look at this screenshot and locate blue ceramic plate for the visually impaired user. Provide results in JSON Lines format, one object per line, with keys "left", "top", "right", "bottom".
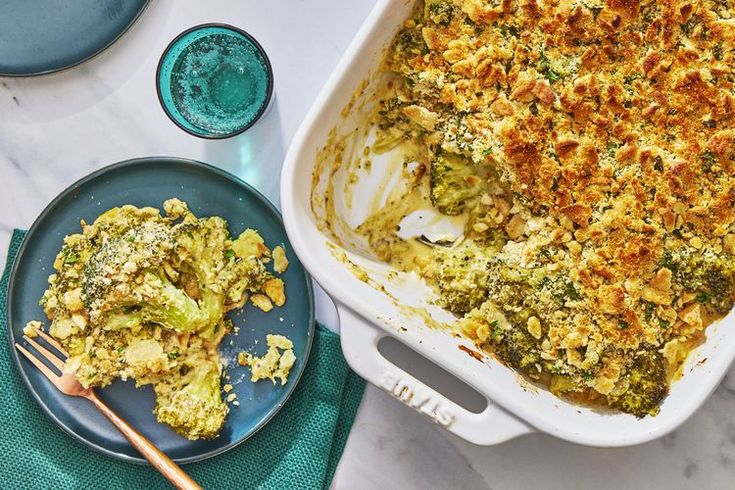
{"left": 0, "top": 0, "right": 149, "bottom": 76}
{"left": 5, "top": 157, "right": 314, "bottom": 464}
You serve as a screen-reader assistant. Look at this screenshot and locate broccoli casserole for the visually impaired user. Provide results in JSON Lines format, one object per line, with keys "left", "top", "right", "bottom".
{"left": 30, "top": 199, "right": 293, "bottom": 439}
{"left": 324, "top": 0, "right": 735, "bottom": 416}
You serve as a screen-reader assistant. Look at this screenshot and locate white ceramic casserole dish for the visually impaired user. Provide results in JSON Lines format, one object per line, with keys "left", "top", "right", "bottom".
{"left": 281, "top": 0, "right": 735, "bottom": 446}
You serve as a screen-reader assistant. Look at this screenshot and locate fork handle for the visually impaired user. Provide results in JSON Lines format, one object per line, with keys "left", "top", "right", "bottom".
{"left": 87, "top": 393, "right": 203, "bottom": 490}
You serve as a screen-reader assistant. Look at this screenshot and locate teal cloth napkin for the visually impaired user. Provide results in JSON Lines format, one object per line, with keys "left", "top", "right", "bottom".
{"left": 1, "top": 230, "right": 365, "bottom": 489}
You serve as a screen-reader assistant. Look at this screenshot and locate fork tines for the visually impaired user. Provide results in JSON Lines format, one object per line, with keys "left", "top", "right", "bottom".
{"left": 30, "top": 326, "right": 68, "bottom": 357}
{"left": 21, "top": 334, "right": 65, "bottom": 371}
{"left": 15, "top": 326, "right": 68, "bottom": 380}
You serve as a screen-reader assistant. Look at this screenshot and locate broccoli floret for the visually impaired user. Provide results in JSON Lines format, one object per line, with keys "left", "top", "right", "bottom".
{"left": 394, "top": 25, "right": 426, "bottom": 57}
{"left": 430, "top": 152, "right": 490, "bottom": 216}
{"left": 662, "top": 248, "right": 735, "bottom": 315}
{"left": 153, "top": 352, "right": 228, "bottom": 440}
{"left": 80, "top": 208, "right": 269, "bottom": 338}
{"left": 433, "top": 244, "right": 495, "bottom": 314}
{"left": 473, "top": 265, "right": 579, "bottom": 374}
{"left": 485, "top": 259, "right": 583, "bottom": 323}
{"left": 82, "top": 217, "right": 173, "bottom": 299}
{"left": 459, "top": 299, "right": 543, "bottom": 373}
{"left": 82, "top": 233, "right": 209, "bottom": 334}
{"left": 136, "top": 271, "right": 209, "bottom": 333}
{"left": 426, "top": 1, "right": 457, "bottom": 26}
{"left": 175, "top": 217, "right": 231, "bottom": 340}
{"left": 538, "top": 274, "right": 582, "bottom": 305}
{"left": 174, "top": 216, "right": 230, "bottom": 286}
{"left": 492, "top": 326, "right": 542, "bottom": 371}
{"left": 175, "top": 220, "right": 271, "bottom": 339}
{"left": 607, "top": 349, "right": 667, "bottom": 417}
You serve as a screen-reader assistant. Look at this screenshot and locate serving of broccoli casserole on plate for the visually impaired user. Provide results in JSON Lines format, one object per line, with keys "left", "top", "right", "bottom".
{"left": 26, "top": 198, "right": 293, "bottom": 439}
{"left": 315, "top": 0, "right": 735, "bottom": 417}
{"left": 7, "top": 159, "right": 313, "bottom": 464}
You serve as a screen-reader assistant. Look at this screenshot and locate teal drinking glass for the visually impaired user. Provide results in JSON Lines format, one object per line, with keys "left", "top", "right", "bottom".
{"left": 156, "top": 24, "right": 273, "bottom": 138}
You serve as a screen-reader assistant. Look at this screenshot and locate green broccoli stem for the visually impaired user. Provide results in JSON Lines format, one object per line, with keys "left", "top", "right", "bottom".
{"left": 197, "top": 289, "right": 226, "bottom": 340}
{"left": 430, "top": 152, "right": 491, "bottom": 216}
{"left": 153, "top": 355, "right": 228, "bottom": 440}
{"left": 140, "top": 272, "right": 209, "bottom": 333}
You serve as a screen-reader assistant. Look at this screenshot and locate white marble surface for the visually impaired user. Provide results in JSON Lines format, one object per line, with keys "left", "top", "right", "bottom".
{"left": 1, "top": 1, "right": 734, "bottom": 489}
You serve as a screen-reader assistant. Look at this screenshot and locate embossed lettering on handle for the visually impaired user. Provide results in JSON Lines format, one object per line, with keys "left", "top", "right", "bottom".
{"left": 379, "top": 370, "right": 455, "bottom": 427}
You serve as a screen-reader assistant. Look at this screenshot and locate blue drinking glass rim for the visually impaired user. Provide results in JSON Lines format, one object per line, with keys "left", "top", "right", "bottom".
{"left": 155, "top": 23, "right": 275, "bottom": 140}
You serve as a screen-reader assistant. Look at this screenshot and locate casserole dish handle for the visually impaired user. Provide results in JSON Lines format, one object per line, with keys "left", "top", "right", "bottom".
{"left": 338, "top": 306, "right": 534, "bottom": 445}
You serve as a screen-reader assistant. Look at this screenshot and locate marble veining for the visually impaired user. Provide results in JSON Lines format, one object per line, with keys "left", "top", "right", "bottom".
{"left": 2, "top": 2, "right": 735, "bottom": 489}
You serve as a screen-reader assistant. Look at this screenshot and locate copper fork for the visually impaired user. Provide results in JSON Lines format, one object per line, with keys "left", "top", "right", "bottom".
{"left": 16, "top": 326, "right": 202, "bottom": 490}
